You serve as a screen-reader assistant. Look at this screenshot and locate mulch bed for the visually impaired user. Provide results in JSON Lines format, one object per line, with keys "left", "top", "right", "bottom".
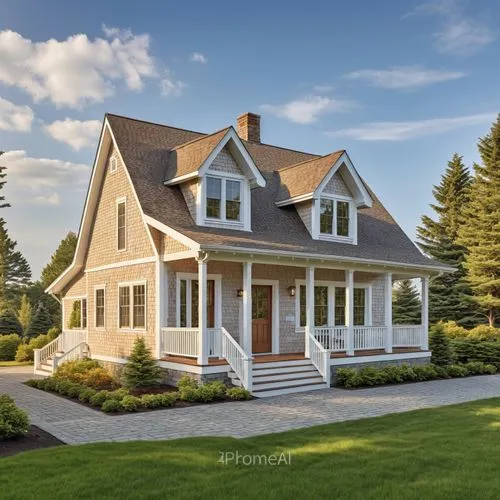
{"left": 0, "top": 426, "right": 64, "bottom": 458}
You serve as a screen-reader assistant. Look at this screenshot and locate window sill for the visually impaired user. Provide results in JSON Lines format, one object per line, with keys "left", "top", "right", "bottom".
{"left": 119, "top": 328, "right": 147, "bottom": 333}
{"left": 202, "top": 219, "right": 249, "bottom": 232}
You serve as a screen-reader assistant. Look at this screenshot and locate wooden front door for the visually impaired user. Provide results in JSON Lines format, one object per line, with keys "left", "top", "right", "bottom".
{"left": 252, "top": 285, "right": 272, "bottom": 354}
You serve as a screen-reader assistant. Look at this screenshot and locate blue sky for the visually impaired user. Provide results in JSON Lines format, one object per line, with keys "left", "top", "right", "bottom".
{"left": 0, "top": 0, "right": 499, "bottom": 278}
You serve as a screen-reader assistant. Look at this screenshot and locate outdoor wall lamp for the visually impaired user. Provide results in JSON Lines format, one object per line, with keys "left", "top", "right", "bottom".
{"left": 237, "top": 289, "right": 244, "bottom": 298}
{"left": 288, "top": 285, "right": 296, "bottom": 297}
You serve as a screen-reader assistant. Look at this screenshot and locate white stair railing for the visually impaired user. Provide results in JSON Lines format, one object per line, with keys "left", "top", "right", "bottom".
{"left": 33, "top": 335, "right": 63, "bottom": 370}
{"left": 308, "top": 331, "right": 330, "bottom": 385}
{"left": 221, "top": 327, "right": 252, "bottom": 391}
{"left": 52, "top": 342, "right": 88, "bottom": 372}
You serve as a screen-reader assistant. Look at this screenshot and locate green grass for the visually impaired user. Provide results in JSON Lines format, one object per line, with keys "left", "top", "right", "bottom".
{"left": 2, "top": 398, "right": 500, "bottom": 499}
{"left": 0, "top": 360, "right": 32, "bottom": 367}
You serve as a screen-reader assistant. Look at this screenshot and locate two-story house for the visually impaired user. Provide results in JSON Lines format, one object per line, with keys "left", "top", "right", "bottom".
{"left": 40, "top": 112, "right": 452, "bottom": 397}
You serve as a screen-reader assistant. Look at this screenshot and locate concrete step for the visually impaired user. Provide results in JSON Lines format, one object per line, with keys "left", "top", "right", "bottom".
{"left": 252, "top": 369, "right": 319, "bottom": 382}
{"left": 252, "top": 375, "right": 324, "bottom": 391}
{"left": 252, "top": 382, "right": 329, "bottom": 398}
{"left": 252, "top": 359, "right": 312, "bottom": 370}
{"left": 252, "top": 364, "right": 314, "bottom": 376}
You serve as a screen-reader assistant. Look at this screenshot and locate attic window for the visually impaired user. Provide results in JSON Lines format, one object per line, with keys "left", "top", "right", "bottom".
{"left": 319, "top": 197, "right": 352, "bottom": 240}
{"left": 109, "top": 157, "right": 118, "bottom": 173}
{"left": 205, "top": 176, "right": 241, "bottom": 222}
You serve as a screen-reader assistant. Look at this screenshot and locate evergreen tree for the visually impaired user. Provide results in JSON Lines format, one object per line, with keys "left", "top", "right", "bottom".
{"left": 0, "top": 219, "right": 31, "bottom": 310}
{"left": 26, "top": 302, "right": 53, "bottom": 337}
{"left": 122, "top": 336, "right": 162, "bottom": 389}
{"left": 16, "top": 294, "right": 32, "bottom": 333}
{"left": 26, "top": 281, "right": 61, "bottom": 330}
{"left": 0, "top": 309, "right": 23, "bottom": 335}
{"left": 429, "top": 323, "right": 453, "bottom": 366}
{"left": 417, "top": 153, "right": 479, "bottom": 326}
{"left": 68, "top": 301, "right": 81, "bottom": 329}
{"left": 0, "top": 152, "right": 11, "bottom": 209}
{"left": 392, "top": 279, "right": 421, "bottom": 324}
{"left": 458, "top": 116, "right": 500, "bottom": 326}
{"left": 41, "top": 232, "right": 77, "bottom": 288}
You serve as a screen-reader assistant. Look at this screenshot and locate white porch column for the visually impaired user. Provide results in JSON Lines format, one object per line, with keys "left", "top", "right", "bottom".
{"left": 305, "top": 266, "right": 315, "bottom": 357}
{"left": 242, "top": 262, "right": 252, "bottom": 355}
{"left": 197, "top": 257, "right": 209, "bottom": 365}
{"left": 155, "top": 259, "right": 166, "bottom": 359}
{"left": 384, "top": 272, "right": 393, "bottom": 353}
{"left": 421, "top": 276, "right": 429, "bottom": 350}
{"left": 345, "top": 269, "right": 355, "bottom": 356}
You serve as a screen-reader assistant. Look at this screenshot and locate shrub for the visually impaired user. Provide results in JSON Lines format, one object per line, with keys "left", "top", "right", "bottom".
{"left": 29, "top": 334, "right": 51, "bottom": 350}
{"left": 47, "top": 327, "right": 61, "bottom": 341}
{"left": 357, "top": 367, "right": 388, "bottom": 386}
{"left": 140, "top": 393, "right": 177, "bottom": 409}
{"left": 101, "top": 399, "right": 122, "bottom": 413}
{"left": 24, "top": 379, "right": 40, "bottom": 388}
{"left": 89, "top": 390, "right": 111, "bottom": 407}
{"left": 0, "top": 394, "right": 29, "bottom": 440}
{"left": 452, "top": 340, "right": 500, "bottom": 368}
{"left": 178, "top": 374, "right": 198, "bottom": 390}
{"left": 468, "top": 325, "right": 500, "bottom": 342}
{"left": 0, "top": 334, "right": 21, "bottom": 361}
{"left": 446, "top": 364, "right": 469, "bottom": 378}
{"left": 120, "top": 395, "right": 143, "bottom": 412}
{"left": 78, "top": 388, "right": 98, "bottom": 403}
{"left": 0, "top": 310, "right": 23, "bottom": 336}
{"left": 226, "top": 387, "right": 252, "bottom": 400}
{"left": 54, "top": 359, "right": 115, "bottom": 390}
{"left": 197, "top": 381, "right": 227, "bottom": 402}
{"left": 106, "top": 388, "right": 130, "bottom": 401}
{"left": 122, "top": 337, "right": 163, "bottom": 389}
{"left": 413, "top": 364, "right": 438, "bottom": 381}
{"left": 439, "top": 321, "right": 468, "bottom": 339}
{"left": 335, "top": 368, "right": 357, "bottom": 387}
{"left": 15, "top": 343, "right": 33, "bottom": 362}
{"left": 429, "top": 324, "right": 453, "bottom": 365}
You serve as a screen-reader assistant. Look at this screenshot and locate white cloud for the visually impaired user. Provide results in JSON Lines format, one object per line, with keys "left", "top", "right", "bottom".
{"left": 189, "top": 52, "right": 207, "bottom": 64}
{"left": 161, "top": 71, "right": 186, "bottom": 96}
{"left": 0, "top": 26, "right": 158, "bottom": 108}
{"left": 0, "top": 97, "right": 34, "bottom": 131}
{"left": 33, "top": 192, "right": 61, "bottom": 205}
{"left": 260, "top": 95, "right": 354, "bottom": 124}
{"left": 44, "top": 118, "right": 101, "bottom": 150}
{"left": 404, "top": 1, "right": 496, "bottom": 55}
{"left": 1, "top": 150, "right": 89, "bottom": 190}
{"left": 328, "top": 112, "right": 496, "bottom": 141}
{"left": 345, "top": 66, "right": 465, "bottom": 89}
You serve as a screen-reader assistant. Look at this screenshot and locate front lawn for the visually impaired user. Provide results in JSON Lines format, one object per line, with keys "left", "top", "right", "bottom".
{"left": 1, "top": 398, "right": 500, "bottom": 499}
{"left": 0, "top": 361, "right": 32, "bottom": 367}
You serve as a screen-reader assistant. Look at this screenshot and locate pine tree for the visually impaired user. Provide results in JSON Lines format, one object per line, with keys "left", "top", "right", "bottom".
{"left": 0, "top": 309, "right": 23, "bottom": 335}
{"left": 458, "top": 116, "right": 500, "bottom": 326}
{"left": 0, "top": 153, "right": 11, "bottom": 209}
{"left": 0, "top": 219, "right": 32, "bottom": 310}
{"left": 392, "top": 279, "right": 421, "bottom": 324}
{"left": 16, "top": 294, "right": 32, "bottom": 333}
{"left": 417, "top": 153, "right": 479, "bottom": 326}
{"left": 68, "top": 301, "right": 81, "bottom": 329}
{"left": 122, "top": 336, "right": 162, "bottom": 389}
{"left": 429, "top": 323, "right": 453, "bottom": 366}
{"left": 41, "top": 232, "right": 77, "bottom": 288}
{"left": 26, "top": 302, "right": 53, "bottom": 337}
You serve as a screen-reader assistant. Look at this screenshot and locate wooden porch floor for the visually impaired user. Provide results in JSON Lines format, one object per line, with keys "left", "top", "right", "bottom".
{"left": 161, "top": 349, "right": 425, "bottom": 367}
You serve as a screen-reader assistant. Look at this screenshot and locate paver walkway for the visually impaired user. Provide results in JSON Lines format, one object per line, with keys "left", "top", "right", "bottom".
{"left": 2, "top": 366, "right": 500, "bottom": 445}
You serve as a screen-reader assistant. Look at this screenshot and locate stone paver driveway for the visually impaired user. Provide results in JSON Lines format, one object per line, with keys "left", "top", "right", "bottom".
{"left": 2, "top": 366, "right": 500, "bottom": 445}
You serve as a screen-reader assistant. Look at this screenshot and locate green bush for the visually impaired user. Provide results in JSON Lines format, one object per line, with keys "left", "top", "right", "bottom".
{"left": 101, "top": 399, "right": 122, "bottom": 413}
{"left": 106, "top": 388, "right": 130, "bottom": 401}
{"left": 439, "top": 321, "right": 469, "bottom": 339}
{"left": 140, "top": 393, "right": 177, "bottom": 409}
{"left": 429, "top": 324, "right": 454, "bottom": 365}
{"left": 446, "top": 364, "right": 469, "bottom": 377}
{"left": 413, "top": 364, "right": 439, "bottom": 381}
{"left": 452, "top": 340, "right": 500, "bottom": 367}
{"left": 89, "top": 390, "right": 112, "bottom": 407}
{"left": 54, "top": 359, "right": 116, "bottom": 390}
{"left": 226, "top": 387, "right": 252, "bottom": 400}
{"left": 78, "top": 387, "right": 98, "bottom": 403}
{"left": 47, "top": 327, "right": 60, "bottom": 341}
{"left": 467, "top": 325, "right": 500, "bottom": 342}
{"left": 0, "top": 394, "right": 29, "bottom": 440}
{"left": 120, "top": 395, "right": 143, "bottom": 412}
{"left": 29, "top": 334, "right": 50, "bottom": 350}
{"left": 15, "top": 343, "right": 33, "bottom": 362}
{"left": 178, "top": 376, "right": 229, "bottom": 403}
{"left": 0, "top": 334, "right": 21, "bottom": 361}
{"left": 0, "top": 310, "right": 23, "bottom": 336}
{"left": 122, "top": 337, "right": 162, "bottom": 389}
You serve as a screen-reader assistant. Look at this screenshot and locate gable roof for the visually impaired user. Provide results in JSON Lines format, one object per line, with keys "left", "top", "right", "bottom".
{"left": 103, "top": 113, "right": 448, "bottom": 271}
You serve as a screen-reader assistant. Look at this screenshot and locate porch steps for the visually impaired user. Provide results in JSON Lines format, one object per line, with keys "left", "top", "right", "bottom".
{"left": 229, "top": 359, "right": 329, "bottom": 397}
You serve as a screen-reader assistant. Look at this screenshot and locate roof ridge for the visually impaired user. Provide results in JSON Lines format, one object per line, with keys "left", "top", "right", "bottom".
{"left": 278, "top": 149, "right": 345, "bottom": 173}
{"left": 105, "top": 113, "right": 207, "bottom": 137}
{"left": 172, "top": 126, "right": 232, "bottom": 151}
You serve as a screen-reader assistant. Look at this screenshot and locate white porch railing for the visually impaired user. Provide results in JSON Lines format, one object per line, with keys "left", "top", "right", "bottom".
{"left": 308, "top": 332, "right": 330, "bottom": 385}
{"left": 353, "top": 326, "right": 386, "bottom": 350}
{"left": 221, "top": 327, "right": 252, "bottom": 391}
{"left": 314, "top": 327, "right": 347, "bottom": 351}
{"left": 52, "top": 342, "right": 88, "bottom": 372}
{"left": 208, "top": 328, "right": 222, "bottom": 357}
{"left": 393, "top": 325, "right": 424, "bottom": 347}
{"left": 63, "top": 329, "right": 87, "bottom": 351}
{"left": 160, "top": 327, "right": 199, "bottom": 358}
{"left": 34, "top": 335, "right": 64, "bottom": 370}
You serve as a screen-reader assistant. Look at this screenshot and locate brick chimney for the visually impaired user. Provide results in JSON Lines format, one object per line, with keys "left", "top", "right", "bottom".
{"left": 237, "top": 112, "right": 261, "bottom": 143}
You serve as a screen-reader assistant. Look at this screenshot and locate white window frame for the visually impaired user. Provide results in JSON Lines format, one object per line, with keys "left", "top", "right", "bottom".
{"left": 117, "top": 280, "right": 147, "bottom": 331}
{"left": 294, "top": 279, "right": 372, "bottom": 332}
{"left": 175, "top": 273, "right": 222, "bottom": 328}
{"left": 116, "top": 197, "right": 127, "bottom": 252}
{"left": 109, "top": 156, "right": 118, "bottom": 173}
{"left": 313, "top": 194, "right": 356, "bottom": 243}
{"left": 197, "top": 173, "right": 251, "bottom": 231}
{"left": 65, "top": 296, "right": 87, "bottom": 330}
{"left": 94, "top": 285, "right": 106, "bottom": 329}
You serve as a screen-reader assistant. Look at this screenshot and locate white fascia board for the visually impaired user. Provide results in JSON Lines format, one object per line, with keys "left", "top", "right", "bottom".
{"left": 143, "top": 215, "right": 200, "bottom": 250}
{"left": 275, "top": 192, "right": 314, "bottom": 207}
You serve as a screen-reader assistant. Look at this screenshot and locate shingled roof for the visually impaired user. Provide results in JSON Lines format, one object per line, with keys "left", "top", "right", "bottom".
{"left": 106, "top": 113, "right": 446, "bottom": 270}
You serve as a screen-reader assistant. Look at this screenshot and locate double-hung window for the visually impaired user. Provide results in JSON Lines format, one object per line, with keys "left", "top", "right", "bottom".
{"left": 119, "top": 283, "right": 146, "bottom": 329}
{"left": 95, "top": 288, "right": 105, "bottom": 328}
{"left": 178, "top": 277, "right": 215, "bottom": 328}
{"left": 205, "top": 176, "right": 241, "bottom": 222}
{"left": 68, "top": 298, "right": 87, "bottom": 329}
{"left": 319, "top": 198, "right": 351, "bottom": 238}
{"left": 117, "top": 199, "right": 126, "bottom": 251}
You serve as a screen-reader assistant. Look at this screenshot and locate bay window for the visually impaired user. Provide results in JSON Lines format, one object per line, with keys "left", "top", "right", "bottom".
{"left": 118, "top": 282, "right": 147, "bottom": 330}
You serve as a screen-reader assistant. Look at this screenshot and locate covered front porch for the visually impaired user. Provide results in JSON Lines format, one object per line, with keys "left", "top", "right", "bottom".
{"left": 157, "top": 250, "right": 430, "bottom": 393}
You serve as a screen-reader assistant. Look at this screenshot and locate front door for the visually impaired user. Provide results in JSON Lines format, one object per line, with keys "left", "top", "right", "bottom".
{"left": 252, "top": 285, "right": 272, "bottom": 353}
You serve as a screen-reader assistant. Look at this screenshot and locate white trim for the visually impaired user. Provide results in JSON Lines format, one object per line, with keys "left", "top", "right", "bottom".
{"left": 63, "top": 295, "right": 87, "bottom": 300}
{"left": 63, "top": 296, "right": 88, "bottom": 330}
{"left": 164, "top": 172, "right": 198, "bottom": 185}
{"left": 175, "top": 273, "right": 222, "bottom": 329}
{"left": 94, "top": 284, "right": 106, "bottom": 329}
{"left": 252, "top": 279, "right": 280, "bottom": 355}
{"left": 316, "top": 151, "right": 372, "bottom": 208}
{"left": 315, "top": 196, "right": 355, "bottom": 243}
{"left": 330, "top": 350, "right": 431, "bottom": 366}
{"left": 117, "top": 280, "right": 147, "bottom": 331}
{"left": 143, "top": 215, "right": 199, "bottom": 250}
{"left": 163, "top": 250, "right": 198, "bottom": 262}
{"left": 85, "top": 257, "right": 157, "bottom": 273}
{"left": 116, "top": 196, "right": 127, "bottom": 252}
{"left": 275, "top": 192, "right": 314, "bottom": 207}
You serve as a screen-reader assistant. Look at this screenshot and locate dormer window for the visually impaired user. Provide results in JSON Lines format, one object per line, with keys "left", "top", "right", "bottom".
{"left": 320, "top": 198, "right": 350, "bottom": 237}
